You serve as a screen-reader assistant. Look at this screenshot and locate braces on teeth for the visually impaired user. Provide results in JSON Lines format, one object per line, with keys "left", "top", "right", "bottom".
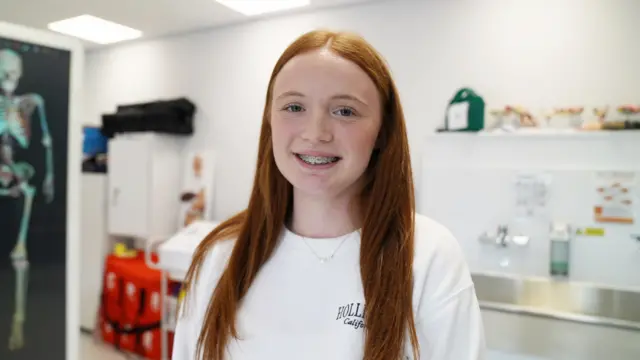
{"left": 298, "top": 154, "right": 339, "bottom": 165}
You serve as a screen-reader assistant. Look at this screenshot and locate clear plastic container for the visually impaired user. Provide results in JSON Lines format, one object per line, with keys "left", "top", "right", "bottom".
{"left": 550, "top": 223, "right": 571, "bottom": 277}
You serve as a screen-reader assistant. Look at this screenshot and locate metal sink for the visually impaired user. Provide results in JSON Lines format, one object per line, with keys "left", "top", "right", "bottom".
{"left": 471, "top": 273, "right": 640, "bottom": 330}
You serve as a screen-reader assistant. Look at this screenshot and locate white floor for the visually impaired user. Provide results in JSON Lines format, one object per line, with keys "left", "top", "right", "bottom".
{"left": 81, "top": 333, "right": 128, "bottom": 360}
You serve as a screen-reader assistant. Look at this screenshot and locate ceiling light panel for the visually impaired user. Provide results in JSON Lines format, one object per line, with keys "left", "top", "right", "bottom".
{"left": 216, "top": 0, "right": 311, "bottom": 16}
{"left": 47, "top": 15, "right": 143, "bottom": 45}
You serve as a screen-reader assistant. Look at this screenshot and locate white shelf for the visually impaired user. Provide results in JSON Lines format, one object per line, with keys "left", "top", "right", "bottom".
{"left": 429, "top": 129, "right": 640, "bottom": 139}
{"left": 423, "top": 129, "right": 639, "bottom": 171}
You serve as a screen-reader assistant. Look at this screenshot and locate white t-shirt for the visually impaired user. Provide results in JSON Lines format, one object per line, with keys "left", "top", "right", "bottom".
{"left": 172, "top": 214, "right": 486, "bottom": 359}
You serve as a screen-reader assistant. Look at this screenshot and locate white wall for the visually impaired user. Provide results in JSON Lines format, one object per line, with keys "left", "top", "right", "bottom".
{"left": 84, "top": 0, "right": 640, "bottom": 221}
{"left": 421, "top": 132, "right": 640, "bottom": 288}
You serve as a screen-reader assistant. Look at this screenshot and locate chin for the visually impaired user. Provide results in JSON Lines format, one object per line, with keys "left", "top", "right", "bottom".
{"left": 288, "top": 175, "right": 333, "bottom": 196}
{"left": 303, "top": 183, "right": 337, "bottom": 196}
{"left": 290, "top": 173, "right": 362, "bottom": 200}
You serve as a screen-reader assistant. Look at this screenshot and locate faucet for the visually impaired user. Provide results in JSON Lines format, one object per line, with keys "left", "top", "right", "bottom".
{"left": 495, "top": 225, "right": 509, "bottom": 247}
{"left": 479, "top": 224, "right": 530, "bottom": 247}
{"left": 478, "top": 225, "right": 510, "bottom": 247}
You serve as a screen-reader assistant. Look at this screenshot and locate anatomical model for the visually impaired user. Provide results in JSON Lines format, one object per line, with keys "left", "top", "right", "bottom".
{"left": 581, "top": 106, "right": 610, "bottom": 131}
{"left": 583, "top": 105, "right": 640, "bottom": 131}
{"left": 593, "top": 106, "right": 609, "bottom": 124}
{"left": 0, "top": 48, "right": 54, "bottom": 351}
{"left": 545, "top": 107, "right": 584, "bottom": 128}
{"left": 487, "top": 106, "right": 538, "bottom": 131}
{"left": 617, "top": 105, "right": 640, "bottom": 121}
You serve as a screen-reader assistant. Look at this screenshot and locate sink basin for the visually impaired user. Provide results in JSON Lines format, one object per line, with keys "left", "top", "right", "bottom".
{"left": 472, "top": 273, "right": 640, "bottom": 330}
{"left": 488, "top": 350, "right": 547, "bottom": 360}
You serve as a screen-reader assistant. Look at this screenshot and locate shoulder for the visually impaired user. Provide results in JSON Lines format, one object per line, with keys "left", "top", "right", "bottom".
{"left": 411, "top": 214, "right": 474, "bottom": 315}
{"left": 198, "top": 237, "right": 236, "bottom": 276}
{"left": 412, "top": 213, "right": 469, "bottom": 275}
{"left": 174, "top": 237, "right": 236, "bottom": 358}
{"left": 193, "top": 237, "right": 235, "bottom": 285}
{"left": 183, "top": 237, "right": 236, "bottom": 314}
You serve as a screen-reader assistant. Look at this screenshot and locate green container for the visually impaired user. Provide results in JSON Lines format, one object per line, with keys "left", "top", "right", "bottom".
{"left": 439, "top": 88, "right": 485, "bottom": 132}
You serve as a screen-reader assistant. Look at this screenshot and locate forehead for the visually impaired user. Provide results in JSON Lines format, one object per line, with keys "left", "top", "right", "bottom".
{"left": 273, "top": 49, "right": 378, "bottom": 99}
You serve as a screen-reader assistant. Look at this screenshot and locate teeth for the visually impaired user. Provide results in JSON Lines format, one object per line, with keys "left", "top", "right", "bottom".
{"left": 297, "top": 154, "right": 339, "bottom": 165}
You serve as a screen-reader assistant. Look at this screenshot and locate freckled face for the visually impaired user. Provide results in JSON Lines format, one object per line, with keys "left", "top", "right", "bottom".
{"left": 270, "top": 49, "right": 382, "bottom": 198}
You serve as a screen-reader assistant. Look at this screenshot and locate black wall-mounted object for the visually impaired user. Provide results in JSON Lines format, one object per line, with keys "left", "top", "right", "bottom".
{"left": 101, "top": 97, "right": 196, "bottom": 138}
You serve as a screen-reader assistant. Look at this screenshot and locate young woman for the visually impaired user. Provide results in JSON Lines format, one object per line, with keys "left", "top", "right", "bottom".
{"left": 172, "top": 29, "right": 485, "bottom": 360}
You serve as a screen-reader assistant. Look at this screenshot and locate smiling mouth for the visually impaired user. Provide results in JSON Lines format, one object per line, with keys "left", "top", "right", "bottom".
{"left": 295, "top": 153, "right": 341, "bottom": 165}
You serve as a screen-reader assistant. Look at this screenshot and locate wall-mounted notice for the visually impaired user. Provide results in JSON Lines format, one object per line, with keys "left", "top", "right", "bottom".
{"left": 178, "top": 151, "right": 215, "bottom": 229}
{"left": 514, "top": 172, "right": 552, "bottom": 219}
{"left": 594, "top": 171, "right": 636, "bottom": 224}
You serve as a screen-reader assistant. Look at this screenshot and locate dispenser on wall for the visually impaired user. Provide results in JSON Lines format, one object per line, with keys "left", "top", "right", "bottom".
{"left": 549, "top": 223, "right": 571, "bottom": 277}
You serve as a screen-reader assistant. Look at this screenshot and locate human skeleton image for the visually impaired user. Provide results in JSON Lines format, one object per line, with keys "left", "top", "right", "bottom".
{"left": 0, "top": 48, "right": 54, "bottom": 351}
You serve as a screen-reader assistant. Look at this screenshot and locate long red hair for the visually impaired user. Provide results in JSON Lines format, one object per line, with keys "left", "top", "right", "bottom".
{"left": 182, "top": 29, "right": 418, "bottom": 360}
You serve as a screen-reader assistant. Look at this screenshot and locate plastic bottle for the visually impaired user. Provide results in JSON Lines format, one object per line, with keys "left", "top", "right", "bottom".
{"left": 549, "top": 223, "right": 571, "bottom": 277}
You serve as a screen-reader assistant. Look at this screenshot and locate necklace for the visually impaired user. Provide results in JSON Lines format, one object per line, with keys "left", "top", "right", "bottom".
{"left": 300, "top": 230, "right": 357, "bottom": 264}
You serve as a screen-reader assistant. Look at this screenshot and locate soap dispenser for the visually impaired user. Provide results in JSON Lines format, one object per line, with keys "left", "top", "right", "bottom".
{"left": 549, "top": 223, "right": 571, "bottom": 277}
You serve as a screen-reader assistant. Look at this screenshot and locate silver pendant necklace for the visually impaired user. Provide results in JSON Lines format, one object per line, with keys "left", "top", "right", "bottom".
{"left": 300, "top": 230, "right": 357, "bottom": 264}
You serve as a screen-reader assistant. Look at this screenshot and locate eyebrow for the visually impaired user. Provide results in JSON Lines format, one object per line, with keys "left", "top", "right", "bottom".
{"left": 276, "top": 91, "right": 368, "bottom": 106}
{"left": 276, "top": 91, "right": 305, "bottom": 100}
{"left": 332, "top": 94, "right": 368, "bottom": 106}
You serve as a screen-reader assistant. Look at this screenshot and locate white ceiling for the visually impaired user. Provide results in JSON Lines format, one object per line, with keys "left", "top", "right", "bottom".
{"left": 2, "top": 0, "right": 381, "bottom": 48}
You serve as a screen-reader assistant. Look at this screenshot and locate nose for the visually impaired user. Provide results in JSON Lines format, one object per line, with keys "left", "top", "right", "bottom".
{"left": 301, "top": 112, "right": 333, "bottom": 144}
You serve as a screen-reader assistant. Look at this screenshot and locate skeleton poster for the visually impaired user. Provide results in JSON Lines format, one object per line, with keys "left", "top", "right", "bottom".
{"left": 0, "top": 37, "right": 70, "bottom": 359}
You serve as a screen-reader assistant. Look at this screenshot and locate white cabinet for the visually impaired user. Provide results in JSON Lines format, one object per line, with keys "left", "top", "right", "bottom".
{"left": 107, "top": 133, "right": 184, "bottom": 240}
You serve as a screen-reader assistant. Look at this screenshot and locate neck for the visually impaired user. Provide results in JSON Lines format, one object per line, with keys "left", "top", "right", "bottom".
{"left": 289, "top": 189, "right": 360, "bottom": 238}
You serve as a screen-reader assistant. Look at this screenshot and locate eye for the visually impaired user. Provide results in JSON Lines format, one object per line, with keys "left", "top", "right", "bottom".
{"left": 283, "top": 104, "right": 304, "bottom": 113}
{"left": 333, "top": 107, "right": 357, "bottom": 117}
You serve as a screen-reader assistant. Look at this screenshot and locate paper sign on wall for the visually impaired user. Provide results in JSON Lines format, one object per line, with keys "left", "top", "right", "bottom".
{"left": 514, "top": 172, "right": 552, "bottom": 219}
{"left": 594, "top": 171, "right": 636, "bottom": 224}
{"left": 178, "top": 151, "right": 215, "bottom": 228}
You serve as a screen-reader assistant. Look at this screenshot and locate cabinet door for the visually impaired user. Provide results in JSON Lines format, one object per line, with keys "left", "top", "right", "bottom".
{"left": 107, "top": 136, "right": 151, "bottom": 237}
